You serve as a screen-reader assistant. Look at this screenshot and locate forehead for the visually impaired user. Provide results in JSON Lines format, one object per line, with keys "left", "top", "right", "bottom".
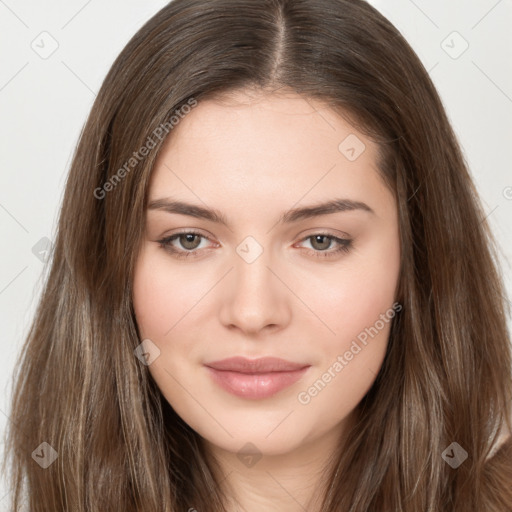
{"left": 148, "top": 89, "right": 389, "bottom": 214}
{"left": 162, "top": 88, "right": 376, "bottom": 159}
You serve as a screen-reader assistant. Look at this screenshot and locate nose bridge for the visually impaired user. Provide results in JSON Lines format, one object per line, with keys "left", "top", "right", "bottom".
{"left": 219, "top": 237, "right": 290, "bottom": 332}
{"left": 235, "top": 248, "right": 272, "bottom": 293}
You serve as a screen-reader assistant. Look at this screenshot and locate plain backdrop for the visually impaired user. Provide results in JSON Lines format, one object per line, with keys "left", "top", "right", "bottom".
{"left": 0, "top": 0, "right": 511, "bottom": 507}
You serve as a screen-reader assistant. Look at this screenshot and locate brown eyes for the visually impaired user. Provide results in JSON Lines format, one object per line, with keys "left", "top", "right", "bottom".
{"left": 157, "top": 231, "right": 352, "bottom": 260}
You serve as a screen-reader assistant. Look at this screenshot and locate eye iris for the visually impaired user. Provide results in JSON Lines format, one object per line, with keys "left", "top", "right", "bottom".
{"left": 311, "top": 235, "right": 331, "bottom": 251}
{"left": 180, "top": 234, "right": 201, "bottom": 250}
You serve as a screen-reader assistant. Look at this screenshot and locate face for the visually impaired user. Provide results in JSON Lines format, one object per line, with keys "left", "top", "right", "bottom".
{"left": 132, "top": 88, "right": 401, "bottom": 460}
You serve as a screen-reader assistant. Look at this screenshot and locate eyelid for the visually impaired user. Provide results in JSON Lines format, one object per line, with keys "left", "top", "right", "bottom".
{"left": 158, "top": 228, "right": 215, "bottom": 243}
{"left": 161, "top": 229, "right": 218, "bottom": 247}
{"left": 156, "top": 229, "right": 353, "bottom": 259}
{"left": 295, "top": 227, "right": 352, "bottom": 240}
{"left": 158, "top": 227, "right": 352, "bottom": 242}
{"left": 293, "top": 232, "right": 353, "bottom": 257}
{"left": 156, "top": 229, "right": 217, "bottom": 259}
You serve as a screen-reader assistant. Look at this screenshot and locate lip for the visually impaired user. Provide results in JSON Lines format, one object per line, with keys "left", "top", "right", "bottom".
{"left": 204, "top": 357, "right": 310, "bottom": 399}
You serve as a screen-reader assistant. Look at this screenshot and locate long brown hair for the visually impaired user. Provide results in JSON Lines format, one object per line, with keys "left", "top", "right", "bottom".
{"left": 3, "top": 0, "right": 511, "bottom": 510}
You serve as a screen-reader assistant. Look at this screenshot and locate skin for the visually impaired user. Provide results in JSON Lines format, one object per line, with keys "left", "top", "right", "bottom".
{"left": 132, "top": 87, "right": 401, "bottom": 512}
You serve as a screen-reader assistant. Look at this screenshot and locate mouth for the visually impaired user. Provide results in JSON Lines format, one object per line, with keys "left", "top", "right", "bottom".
{"left": 204, "top": 356, "right": 311, "bottom": 400}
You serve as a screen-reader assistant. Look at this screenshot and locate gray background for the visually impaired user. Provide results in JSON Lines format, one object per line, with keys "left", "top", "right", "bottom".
{"left": 1, "top": 0, "right": 511, "bottom": 506}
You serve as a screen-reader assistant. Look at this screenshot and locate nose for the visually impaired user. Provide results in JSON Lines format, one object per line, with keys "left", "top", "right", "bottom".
{"left": 219, "top": 247, "right": 292, "bottom": 336}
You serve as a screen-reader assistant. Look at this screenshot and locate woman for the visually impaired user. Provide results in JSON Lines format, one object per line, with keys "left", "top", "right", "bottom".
{"left": 3, "top": 0, "right": 511, "bottom": 510}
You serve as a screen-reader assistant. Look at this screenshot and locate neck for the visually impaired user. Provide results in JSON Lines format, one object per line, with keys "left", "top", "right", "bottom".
{"left": 203, "top": 412, "right": 356, "bottom": 512}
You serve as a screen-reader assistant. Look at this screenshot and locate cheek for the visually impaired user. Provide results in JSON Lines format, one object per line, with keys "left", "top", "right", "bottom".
{"left": 132, "top": 262, "right": 173, "bottom": 340}
{"left": 132, "top": 251, "right": 211, "bottom": 340}
{"left": 294, "top": 233, "right": 400, "bottom": 350}
{"left": 132, "top": 255, "right": 206, "bottom": 408}
{"left": 294, "top": 264, "right": 399, "bottom": 415}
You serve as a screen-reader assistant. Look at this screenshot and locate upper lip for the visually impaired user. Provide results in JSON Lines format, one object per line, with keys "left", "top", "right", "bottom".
{"left": 205, "top": 357, "right": 309, "bottom": 373}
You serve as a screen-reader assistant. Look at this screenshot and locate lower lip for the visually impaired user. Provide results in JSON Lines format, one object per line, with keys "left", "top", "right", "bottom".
{"left": 205, "top": 366, "right": 310, "bottom": 399}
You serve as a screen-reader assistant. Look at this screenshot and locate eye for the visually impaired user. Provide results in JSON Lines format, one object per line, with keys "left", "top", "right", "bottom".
{"left": 157, "top": 231, "right": 353, "bottom": 260}
{"left": 295, "top": 233, "right": 353, "bottom": 259}
{"left": 157, "top": 231, "right": 216, "bottom": 259}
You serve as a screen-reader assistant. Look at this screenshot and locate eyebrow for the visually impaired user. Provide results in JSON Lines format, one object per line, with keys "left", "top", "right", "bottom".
{"left": 147, "top": 197, "right": 375, "bottom": 227}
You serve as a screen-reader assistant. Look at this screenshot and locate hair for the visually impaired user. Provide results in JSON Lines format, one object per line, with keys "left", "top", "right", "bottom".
{"left": 3, "top": 0, "right": 511, "bottom": 510}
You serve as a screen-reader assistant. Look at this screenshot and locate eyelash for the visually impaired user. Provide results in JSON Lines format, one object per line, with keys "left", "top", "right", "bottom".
{"left": 157, "top": 230, "right": 353, "bottom": 260}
